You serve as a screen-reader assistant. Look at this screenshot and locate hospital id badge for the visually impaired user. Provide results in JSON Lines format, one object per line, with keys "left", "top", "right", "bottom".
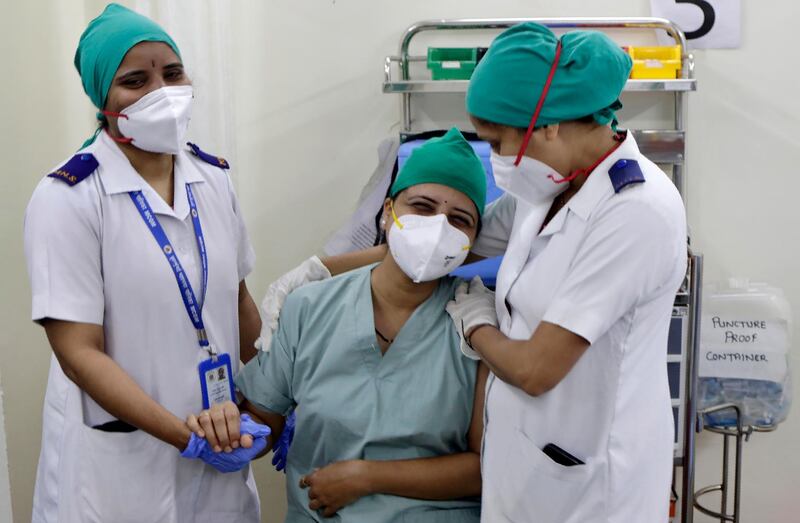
{"left": 198, "top": 353, "right": 235, "bottom": 409}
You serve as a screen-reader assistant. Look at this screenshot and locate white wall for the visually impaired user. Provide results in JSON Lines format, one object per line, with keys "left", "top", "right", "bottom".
{"left": 1, "top": 1, "right": 798, "bottom": 522}
{"left": 0, "top": 2, "right": 95, "bottom": 522}
{"left": 0, "top": 376, "right": 13, "bottom": 523}
{"left": 683, "top": 2, "right": 800, "bottom": 519}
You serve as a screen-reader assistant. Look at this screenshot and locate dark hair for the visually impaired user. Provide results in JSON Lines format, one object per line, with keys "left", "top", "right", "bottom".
{"left": 471, "top": 116, "right": 528, "bottom": 134}
{"left": 574, "top": 114, "right": 596, "bottom": 125}
{"left": 472, "top": 114, "right": 597, "bottom": 133}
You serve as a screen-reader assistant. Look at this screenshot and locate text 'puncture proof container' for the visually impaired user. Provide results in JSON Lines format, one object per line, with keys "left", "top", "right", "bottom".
{"left": 698, "top": 279, "right": 793, "bottom": 427}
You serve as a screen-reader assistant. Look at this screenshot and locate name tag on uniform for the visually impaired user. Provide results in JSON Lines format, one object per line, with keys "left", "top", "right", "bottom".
{"left": 198, "top": 353, "right": 235, "bottom": 409}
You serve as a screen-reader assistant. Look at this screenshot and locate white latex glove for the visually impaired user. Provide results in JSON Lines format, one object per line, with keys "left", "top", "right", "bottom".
{"left": 445, "top": 276, "right": 498, "bottom": 360}
{"left": 255, "top": 256, "right": 332, "bottom": 352}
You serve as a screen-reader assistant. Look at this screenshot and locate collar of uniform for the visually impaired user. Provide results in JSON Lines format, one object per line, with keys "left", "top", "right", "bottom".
{"left": 172, "top": 150, "right": 206, "bottom": 220}
{"left": 93, "top": 131, "right": 145, "bottom": 195}
{"left": 539, "top": 205, "right": 569, "bottom": 237}
{"left": 354, "top": 265, "right": 382, "bottom": 348}
{"left": 565, "top": 131, "right": 641, "bottom": 221}
{"left": 93, "top": 131, "right": 204, "bottom": 220}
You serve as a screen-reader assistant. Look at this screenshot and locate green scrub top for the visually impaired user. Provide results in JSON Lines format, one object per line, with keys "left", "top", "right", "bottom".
{"left": 236, "top": 265, "right": 480, "bottom": 523}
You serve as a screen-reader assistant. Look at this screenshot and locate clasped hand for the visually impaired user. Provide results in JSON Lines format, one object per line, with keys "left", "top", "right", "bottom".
{"left": 299, "top": 460, "right": 372, "bottom": 518}
{"left": 181, "top": 400, "right": 271, "bottom": 473}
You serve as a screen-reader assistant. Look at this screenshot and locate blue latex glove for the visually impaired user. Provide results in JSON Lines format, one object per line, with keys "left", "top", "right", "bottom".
{"left": 271, "top": 410, "right": 296, "bottom": 472}
{"left": 181, "top": 414, "right": 271, "bottom": 473}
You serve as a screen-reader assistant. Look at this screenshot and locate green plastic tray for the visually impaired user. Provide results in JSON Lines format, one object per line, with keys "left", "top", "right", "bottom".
{"left": 427, "top": 48, "right": 478, "bottom": 80}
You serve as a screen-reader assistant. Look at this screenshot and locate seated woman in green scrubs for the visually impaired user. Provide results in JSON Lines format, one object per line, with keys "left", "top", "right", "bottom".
{"left": 190, "top": 128, "right": 488, "bottom": 522}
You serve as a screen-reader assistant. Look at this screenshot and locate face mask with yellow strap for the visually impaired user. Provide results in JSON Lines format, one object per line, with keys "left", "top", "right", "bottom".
{"left": 387, "top": 200, "right": 470, "bottom": 283}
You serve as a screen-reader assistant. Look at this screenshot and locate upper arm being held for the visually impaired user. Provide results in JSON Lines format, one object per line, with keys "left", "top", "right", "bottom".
{"left": 542, "top": 200, "right": 678, "bottom": 345}
{"left": 24, "top": 180, "right": 104, "bottom": 325}
{"left": 240, "top": 398, "right": 286, "bottom": 447}
{"left": 467, "top": 362, "right": 490, "bottom": 453}
{"left": 235, "top": 293, "right": 303, "bottom": 416}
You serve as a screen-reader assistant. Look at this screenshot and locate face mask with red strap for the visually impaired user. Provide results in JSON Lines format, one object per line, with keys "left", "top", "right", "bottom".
{"left": 101, "top": 85, "right": 193, "bottom": 154}
{"left": 489, "top": 39, "right": 568, "bottom": 206}
{"left": 490, "top": 38, "right": 624, "bottom": 205}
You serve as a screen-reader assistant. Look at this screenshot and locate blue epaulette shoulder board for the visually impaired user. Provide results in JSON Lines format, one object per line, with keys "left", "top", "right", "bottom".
{"left": 47, "top": 153, "right": 99, "bottom": 186}
{"left": 608, "top": 159, "right": 645, "bottom": 194}
{"left": 187, "top": 142, "right": 230, "bottom": 170}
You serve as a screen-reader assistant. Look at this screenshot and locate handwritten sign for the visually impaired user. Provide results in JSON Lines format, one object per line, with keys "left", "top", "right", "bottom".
{"left": 650, "top": 0, "right": 742, "bottom": 49}
{"left": 699, "top": 314, "right": 789, "bottom": 382}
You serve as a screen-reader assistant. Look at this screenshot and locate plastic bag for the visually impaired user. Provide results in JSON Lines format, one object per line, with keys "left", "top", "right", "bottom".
{"left": 698, "top": 280, "right": 793, "bottom": 427}
{"left": 698, "top": 376, "right": 792, "bottom": 426}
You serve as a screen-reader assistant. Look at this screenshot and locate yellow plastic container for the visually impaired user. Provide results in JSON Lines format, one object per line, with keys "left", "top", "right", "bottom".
{"left": 628, "top": 46, "right": 682, "bottom": 79}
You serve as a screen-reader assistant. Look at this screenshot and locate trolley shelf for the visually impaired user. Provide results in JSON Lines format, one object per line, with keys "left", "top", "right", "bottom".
{"left": 382, "top": 78, "right": 697, "bottom": 94}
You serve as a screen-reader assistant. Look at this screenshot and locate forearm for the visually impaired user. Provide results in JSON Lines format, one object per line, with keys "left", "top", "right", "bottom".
{"left": 469, "top": 325, "right": 538, "bottom": 393}
{"left": 365, "top": 452, "right": 481, "bottom": 500}
{"left": 239, "top": 400, "right": 284, "bottom": 458}
{"left": 320, "top": 245, "right": 387, "bottom": 276}
{"left": 238, "top": 285, "right": 261, "bottom": 363}
{"left": 469, "top": 322, "right": 588, "bottom": 396}
{"left": 56, "top": 347, "right": 191, "bottom": 449}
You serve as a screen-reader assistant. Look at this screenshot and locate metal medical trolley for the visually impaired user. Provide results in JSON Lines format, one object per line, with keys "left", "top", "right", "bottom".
{"left": 381, "top": 18, "right": 703, "bottom": 523}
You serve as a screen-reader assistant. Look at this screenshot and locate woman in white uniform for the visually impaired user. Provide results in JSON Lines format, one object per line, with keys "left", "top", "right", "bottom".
{"left": 24, "top": 4, "right": 264, "bottom": 522}
{"left": 444, "top": 23, "right": 689, "bottom": 522}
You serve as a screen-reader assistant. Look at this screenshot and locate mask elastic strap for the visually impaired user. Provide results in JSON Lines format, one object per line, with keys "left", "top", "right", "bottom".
{"left": 548, "top": 169, "right": 583, "bottom": 185}
{"left": 101, "top": 110, "right": 129, "bottom": 120}
{"left": 514, "top": 39, "right": 563, "bottom": 167}
{"left": 100, "top": 110, "right": 134, "bottom": 144}
{"left": 389, "top": 200, "right": 404, "bottom": 230}
{"left": 104, "top": 130, "right": 133, "bottom": 144}
{"left": 549, "top": 133, "right": 625, "bottom": 184}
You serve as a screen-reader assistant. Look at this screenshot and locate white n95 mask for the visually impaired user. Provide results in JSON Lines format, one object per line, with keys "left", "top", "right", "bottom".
{"left": 490, "top": 152, "right": 568, "bottom": 206}
{"left": 116, "top": 85, "right": 193, "bottom": 154}
{"left": 387, "top": 204, "right": 471, "bottom": 283}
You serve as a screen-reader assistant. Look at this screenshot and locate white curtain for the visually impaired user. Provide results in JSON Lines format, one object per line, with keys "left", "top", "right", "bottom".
{"left": 128, "top": 0, "right": 239, "bottom": 167}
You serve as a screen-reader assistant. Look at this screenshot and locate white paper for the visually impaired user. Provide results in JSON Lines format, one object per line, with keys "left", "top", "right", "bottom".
{"left": 650, "top": 0, "right": 741, "bottom": 49}
{"left": 323, "top": 138, "right": 398, "bottom": 256}
{"left": 699, "top": 316, "right": 789, "bottom": 382}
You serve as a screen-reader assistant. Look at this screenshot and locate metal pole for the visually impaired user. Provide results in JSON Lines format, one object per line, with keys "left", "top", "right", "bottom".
{"left": 674, "top": 94, "right": 686, "bottom": 203}
{"left": 733, "top": 412, "right": 745, "bottom": 522}
{"left": 402, "top": 93, "right": 411, "bottom": 132}
{"left": 399, "top": 45, "right": 411, "bottom": 131}
{"left": 682, "top": 254, "right": 703, "bottom": 523}
{"left": 721, "top": 434, "right": 729, "bottom": 522}
{"left": 398, "top": 18, "right": 688, "bottom": 58}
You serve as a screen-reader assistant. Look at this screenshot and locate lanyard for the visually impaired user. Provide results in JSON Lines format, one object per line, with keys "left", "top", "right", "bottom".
{"left": 129, "top": 184, "right": 214, "bottom": 355}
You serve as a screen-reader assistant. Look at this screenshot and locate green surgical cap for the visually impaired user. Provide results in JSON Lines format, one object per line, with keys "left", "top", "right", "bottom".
{"left": 75, "top": 3, "right": 181, "bottom": 110}
{"left": 390, "top": 128, "right": 487, "bottom": 217}
{"left": 466, "top": 23, "right": 632, "bottom": 129}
